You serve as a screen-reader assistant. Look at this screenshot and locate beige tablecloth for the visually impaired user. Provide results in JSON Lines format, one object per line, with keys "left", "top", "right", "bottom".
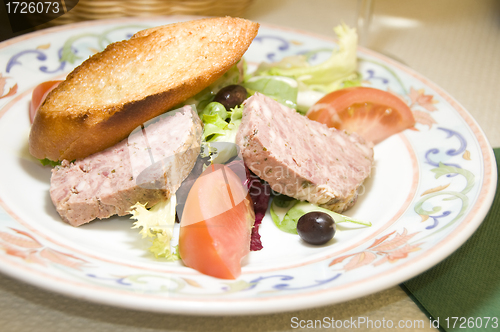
{"left": 1, "top": 0, "right": 499, "bottom": 331}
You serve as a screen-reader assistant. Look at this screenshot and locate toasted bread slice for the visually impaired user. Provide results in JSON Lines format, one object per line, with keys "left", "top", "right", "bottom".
{"left": 29, "top": 17, "right": 259, "bottom": 161}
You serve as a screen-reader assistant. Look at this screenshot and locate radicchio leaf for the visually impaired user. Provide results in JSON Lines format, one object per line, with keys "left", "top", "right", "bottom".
{"left": 246, "top": 168, "right": 271, "bottom": 251}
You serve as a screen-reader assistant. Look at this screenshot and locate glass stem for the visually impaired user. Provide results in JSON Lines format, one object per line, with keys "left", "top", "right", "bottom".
{"left": 357, "top": 0, "right": 374, "bottom": 47}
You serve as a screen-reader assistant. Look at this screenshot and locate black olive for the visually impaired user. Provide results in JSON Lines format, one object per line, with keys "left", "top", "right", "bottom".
{"left": 213, "top": 85, "right": 247, "bottom": 110}
{"left": 297, "top": 212, "right": 336, "bottom": 245}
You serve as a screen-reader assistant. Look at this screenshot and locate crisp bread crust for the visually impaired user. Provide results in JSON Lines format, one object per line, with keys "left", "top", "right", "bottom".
{"left": 29, "top": 17, "right": 259, "bottom": 161}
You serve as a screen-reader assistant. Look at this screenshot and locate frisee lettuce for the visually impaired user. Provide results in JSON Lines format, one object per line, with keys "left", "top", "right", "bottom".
{"left": 129, "top": 195, "right": 179, "bottom": 261}
{"left": 253, "top": 23, "right": 360, "bottom": 93}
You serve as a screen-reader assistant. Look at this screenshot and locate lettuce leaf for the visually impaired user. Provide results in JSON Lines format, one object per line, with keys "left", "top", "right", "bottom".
{"left": 202, "top": 105, "right": 243, "bottom": 144}
{"left": 254, "top": 23, "right": 359, "bottom": 93}
{"left": 270, "top": 195, "right": 371, "bottom": 234}
{"left": 269, "top": 195, "right": 299, "bottom": 234}
{"left": 129, "top": 195, "right": 179, "bottom": 261}
{"left": 244, "top": 76, "right": 298, "bottom": 109}
{"left": 39, "top": 158, "right": 61, "bottom": 167}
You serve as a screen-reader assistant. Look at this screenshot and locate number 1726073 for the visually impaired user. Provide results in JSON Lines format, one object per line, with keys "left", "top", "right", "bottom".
{"left": 444, "top": 317, "right": 498, "bottom": 329}
{"left": 5, "top": 2, "right": 61, "bottom": 14}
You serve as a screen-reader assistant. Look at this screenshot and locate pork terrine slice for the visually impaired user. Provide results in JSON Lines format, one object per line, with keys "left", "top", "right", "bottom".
{"left": 235, "top": 93, "right": 374, "bottom": 212}
{"left": 50, "top": 105, "right": 202, "bottom": 227}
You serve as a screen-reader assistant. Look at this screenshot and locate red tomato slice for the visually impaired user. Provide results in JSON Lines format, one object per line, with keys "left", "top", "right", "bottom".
{"left": 179, "top": 163, "right": 255, "bottom": 279}
{"left": 306, "top": 87, "right": 415, "bottom": 144}
{"left": 29, "top": 80, "right": 62, "bottom": 124}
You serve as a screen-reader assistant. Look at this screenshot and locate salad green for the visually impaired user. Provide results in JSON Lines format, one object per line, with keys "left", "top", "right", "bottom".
{"left": 253, "top": 23, "right": 360, "bottom": 93}
{"left": 130, "top": 195, "right": 179, "bottom": 260}
{"left": 243, "top": 76, "right": 298, "bottom": 110}
{"left": 201, "top": 104, "right": 243, "bottom": 143}
{"left": 270, "top": 195, "right": 372, "bottom": 234}
{"left": 39, "top": 158, "right": 61, "bottom": 167}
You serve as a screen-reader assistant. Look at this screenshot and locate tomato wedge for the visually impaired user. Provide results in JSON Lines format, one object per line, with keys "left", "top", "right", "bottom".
{"left": 179, "top": 163, "right": 255, "bottom": 279}
{"left": 29, "top": 80, "right": 62, "bottom": 124}
{"left": 306, "top": 87, "right": 415, "bottom": 144}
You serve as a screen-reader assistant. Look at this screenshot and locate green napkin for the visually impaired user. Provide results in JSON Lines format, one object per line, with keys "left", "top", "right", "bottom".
{"left": 402, "top": 148, "right": 500, "bottom": 332}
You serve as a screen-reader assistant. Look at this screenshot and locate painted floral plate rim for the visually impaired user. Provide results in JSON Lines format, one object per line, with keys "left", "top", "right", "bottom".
{"left": 0, "top": 16, "right": 496, "bottom": 315}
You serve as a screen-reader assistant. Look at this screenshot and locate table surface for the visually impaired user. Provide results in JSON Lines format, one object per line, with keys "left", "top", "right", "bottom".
{"left": 1, "top": 0, "right": 499, "bottom": 331}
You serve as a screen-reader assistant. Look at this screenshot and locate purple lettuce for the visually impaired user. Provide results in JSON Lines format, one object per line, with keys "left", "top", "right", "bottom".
{"left": 246, "top": 168, "right": 271, "bottom": 251}
{"left": 226, "top": 159, "right": 270, "bottom": 251}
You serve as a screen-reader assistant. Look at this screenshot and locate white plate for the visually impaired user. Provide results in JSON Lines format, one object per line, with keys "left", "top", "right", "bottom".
{"left": 0, "top": 16, "right": 496, "bottom": 315}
